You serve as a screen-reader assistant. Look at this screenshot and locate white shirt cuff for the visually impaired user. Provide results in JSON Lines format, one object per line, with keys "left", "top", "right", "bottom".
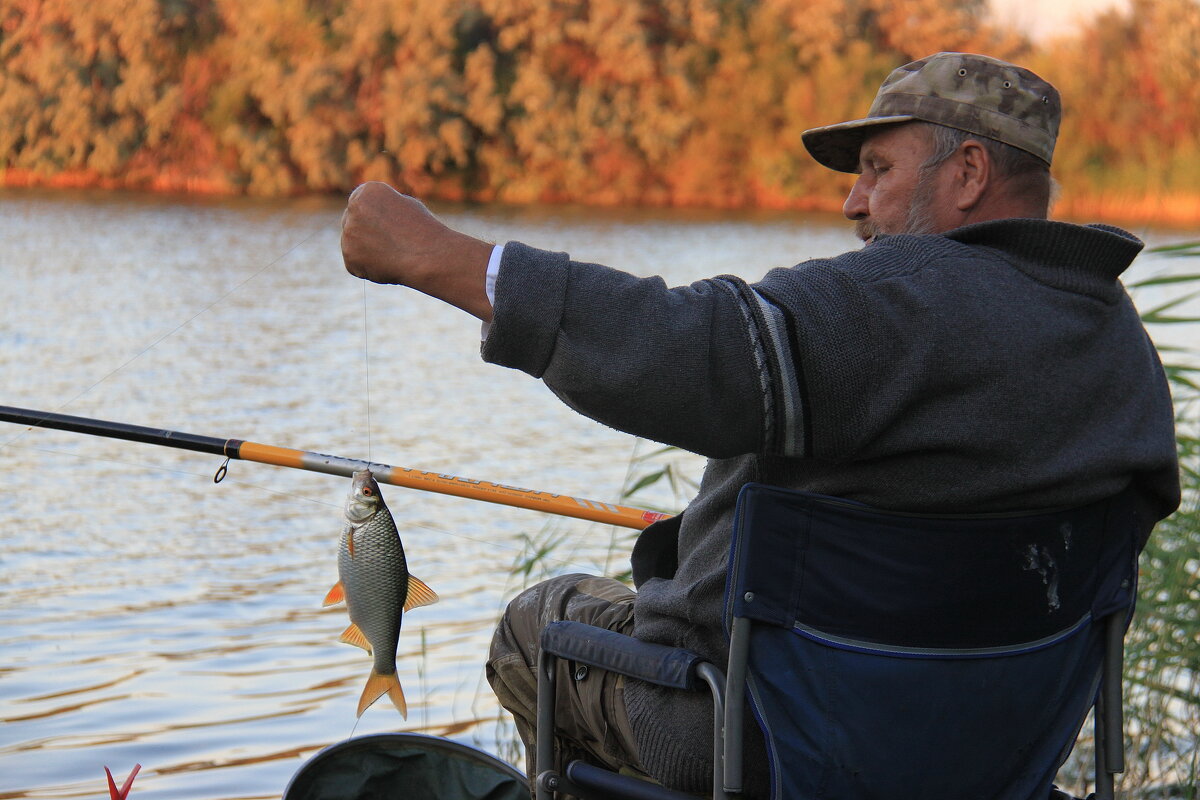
{"left": 481, "top": 243, "right": 503, "bottom": 340}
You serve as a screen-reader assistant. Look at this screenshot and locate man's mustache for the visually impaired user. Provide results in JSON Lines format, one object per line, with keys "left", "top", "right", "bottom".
{"left": 855, "top": 219, "right": 879, "bottom": 243}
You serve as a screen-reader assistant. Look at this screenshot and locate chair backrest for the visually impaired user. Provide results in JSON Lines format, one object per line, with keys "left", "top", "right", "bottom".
{"left": 723, "top": 483, "right": 1139, "bottom": 800}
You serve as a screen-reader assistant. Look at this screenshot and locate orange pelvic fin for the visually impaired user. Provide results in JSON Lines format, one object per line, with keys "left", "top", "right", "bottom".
{"left": 403, "top": 575, "right": 439, "bottom": 612}
{"left": 338, "top": 623, "right": 372, "bottom": 654}
{"left": 357, "top": 669, "right": 407, "bottom": 718}
{"left": 322, "top": 582, "right": 345, "bottom": 607}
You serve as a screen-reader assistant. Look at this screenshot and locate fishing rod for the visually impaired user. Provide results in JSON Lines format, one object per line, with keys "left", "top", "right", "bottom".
{"left": 0, "top": 405, "right": 670, "bottom": 530}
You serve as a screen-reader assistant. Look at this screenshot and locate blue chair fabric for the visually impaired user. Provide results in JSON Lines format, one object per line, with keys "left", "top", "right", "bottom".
{"left": 726, "top": 484, "right": 1137, "bottom": 800}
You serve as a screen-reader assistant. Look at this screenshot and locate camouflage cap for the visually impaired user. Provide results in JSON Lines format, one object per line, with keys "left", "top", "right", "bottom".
{"left": 802, "top": 52, "right": 1061, "bottom": 173}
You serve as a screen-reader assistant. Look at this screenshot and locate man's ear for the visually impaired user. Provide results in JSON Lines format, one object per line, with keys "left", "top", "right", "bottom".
{"left": 955, "top": 140, "right": 991, "bottom": 211}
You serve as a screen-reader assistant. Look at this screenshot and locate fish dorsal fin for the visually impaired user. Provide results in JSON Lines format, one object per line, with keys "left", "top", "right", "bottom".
{"left": 323, "top": 581, "right": 345, "bottom": 607}
{"left": 404, "top": 576, "right": 439, "bottom": 611}
{"left": 339, "top": 623, "right": 373, "bottom": 654}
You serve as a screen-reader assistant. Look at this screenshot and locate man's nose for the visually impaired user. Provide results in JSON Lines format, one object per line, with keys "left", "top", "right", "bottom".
{"left": 843, "top": 177, "right": 869, "bottom": 220}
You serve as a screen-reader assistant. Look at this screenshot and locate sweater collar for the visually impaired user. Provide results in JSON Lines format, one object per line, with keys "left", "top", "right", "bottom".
{"left": 942, "top": 218, "right": 1144, "bottom": 297}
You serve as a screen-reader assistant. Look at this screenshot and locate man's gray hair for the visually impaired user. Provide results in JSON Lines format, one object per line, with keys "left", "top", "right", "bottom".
{"left": 916, "top": 122, "right": 1057, "bottom": 212}
{"left": 918, "top": 123, "right": 1048, "bottom": 177}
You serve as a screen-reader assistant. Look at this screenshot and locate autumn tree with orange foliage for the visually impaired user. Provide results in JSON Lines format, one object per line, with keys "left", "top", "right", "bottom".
{"left": 1031, "top": 0, "right": 1200, "bottom": 223}
{"left": 1, "top": 0, "right": 1197, "bottom": 223}
{"left": 659, "top": 0, "right": 1024, "bottom": 209}
{"left": 0, "top": 0, "right": 203, "bottom": 182}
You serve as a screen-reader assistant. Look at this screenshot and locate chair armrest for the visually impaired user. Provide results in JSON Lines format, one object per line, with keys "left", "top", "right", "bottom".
{"left": 536, "top": 621, "right": 732, "bottom": 799}
{"left": 541, "top": 620, "right": 704, "bottom": 691}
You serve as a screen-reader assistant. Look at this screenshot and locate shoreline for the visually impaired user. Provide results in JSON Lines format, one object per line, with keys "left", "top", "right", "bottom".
{"left": 3, "top": 168, "right": 1199, "bottom": 231}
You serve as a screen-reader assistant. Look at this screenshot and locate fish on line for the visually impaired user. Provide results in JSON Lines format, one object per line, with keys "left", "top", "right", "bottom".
{"left": 323, "top": 468, "right": 438, "bottom": 717}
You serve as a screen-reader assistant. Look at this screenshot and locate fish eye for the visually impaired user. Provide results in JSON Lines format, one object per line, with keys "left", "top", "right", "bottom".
{"left": 362, "top": 486, "right": 373, "bottom": 496}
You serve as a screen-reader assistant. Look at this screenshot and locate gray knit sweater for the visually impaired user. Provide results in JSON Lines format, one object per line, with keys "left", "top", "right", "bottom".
{"left": 481, "top": 218, "right": 1180, "bottom": 795}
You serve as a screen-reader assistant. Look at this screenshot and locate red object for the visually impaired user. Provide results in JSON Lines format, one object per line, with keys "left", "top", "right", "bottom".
{"left": 104, "top": 765, "right": 141, "bottom": 800}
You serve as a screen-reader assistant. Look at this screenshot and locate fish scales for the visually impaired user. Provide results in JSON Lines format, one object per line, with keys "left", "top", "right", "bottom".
{"left": 325, "top": 468, "right": 438, "bottom": 718}
{"left": 339, "top": 502, "right": 409, "bottom": 678}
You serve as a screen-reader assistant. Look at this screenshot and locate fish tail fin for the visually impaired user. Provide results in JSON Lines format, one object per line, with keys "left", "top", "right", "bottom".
{"left": 357, "top": 669, "right": 407, "bottom": 719}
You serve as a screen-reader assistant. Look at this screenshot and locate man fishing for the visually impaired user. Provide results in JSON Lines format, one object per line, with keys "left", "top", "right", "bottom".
{"left": 340, "top": 52, "right": 1180, "bottom": 797}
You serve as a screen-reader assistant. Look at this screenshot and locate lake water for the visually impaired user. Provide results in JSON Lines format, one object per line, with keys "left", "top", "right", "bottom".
{"left": 1, "top": 188, "right": 1196, "bottom": 800}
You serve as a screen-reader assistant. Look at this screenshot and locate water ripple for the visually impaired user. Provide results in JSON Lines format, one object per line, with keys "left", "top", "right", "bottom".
{"left": 8, "top": 189, "right": 1188, "bottom": 799}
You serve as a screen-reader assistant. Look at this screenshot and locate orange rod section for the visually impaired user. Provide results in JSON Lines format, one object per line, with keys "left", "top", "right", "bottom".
{"left": 0, "top": 406, "right": 668, "bottom": 530}
{"left": 235, "top": 439, "right": 669, "bottom": 530}
{"left": 238, "top": 441, "right": 307, "bottom": 469}
{"left": 380, "top": 466, "right": 671, "bottom": 530}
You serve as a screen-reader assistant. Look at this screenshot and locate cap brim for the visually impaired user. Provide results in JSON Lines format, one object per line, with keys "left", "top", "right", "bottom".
{"left": 801, "top": 115, "right": 915, "bottom": 173}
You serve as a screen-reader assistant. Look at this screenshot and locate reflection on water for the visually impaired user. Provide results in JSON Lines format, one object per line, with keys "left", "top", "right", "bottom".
{"left": 0, "top": 188, "right": 1195, "bottom": 799}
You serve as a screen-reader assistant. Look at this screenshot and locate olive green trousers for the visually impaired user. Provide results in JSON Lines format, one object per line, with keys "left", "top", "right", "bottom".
{"left": 486, "top": 573, "right": 648, "bottom": 791}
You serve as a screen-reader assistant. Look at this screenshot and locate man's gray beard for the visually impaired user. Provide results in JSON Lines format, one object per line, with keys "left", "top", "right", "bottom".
{"left": 902, "top": 170, "right": 939, "bottom": 235}
{"left": 854, "top": 170, "right": 939, "bottom": 242}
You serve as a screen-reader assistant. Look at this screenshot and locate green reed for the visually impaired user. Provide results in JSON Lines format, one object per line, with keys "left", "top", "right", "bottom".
{"left": 1115, "top": 245, "right": 1199, "bottom": 798}
{"left": 1051, "top": 245, "right": 1200, "bottom": 798}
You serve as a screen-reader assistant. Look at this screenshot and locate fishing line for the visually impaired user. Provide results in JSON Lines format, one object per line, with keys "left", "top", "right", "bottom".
{"left": 2, "top": 441, "right": 608, "bottom": 573}
{"left": 0, "top": 223, "right": 333, "bottom": 453}
{"left": 362, "top": 280, "right": 373, "bottom": 463}
{"left": 3, "top": 442, "right": 338, "bottom": 508}
{"left": 6, "top": 205, "right": 643, "bottom": 567}
{"left": 347, "top": 716, "right": 363, "bottom": 740}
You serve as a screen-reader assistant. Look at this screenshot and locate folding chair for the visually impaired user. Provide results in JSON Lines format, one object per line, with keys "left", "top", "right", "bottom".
{"left": 535, "top": 482, "right": 1141, "bottom": 799}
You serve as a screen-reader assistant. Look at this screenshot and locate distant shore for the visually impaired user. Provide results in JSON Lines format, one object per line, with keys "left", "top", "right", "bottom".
{"left": 4, "top": 169, "right": 1198, "bottom": 231}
